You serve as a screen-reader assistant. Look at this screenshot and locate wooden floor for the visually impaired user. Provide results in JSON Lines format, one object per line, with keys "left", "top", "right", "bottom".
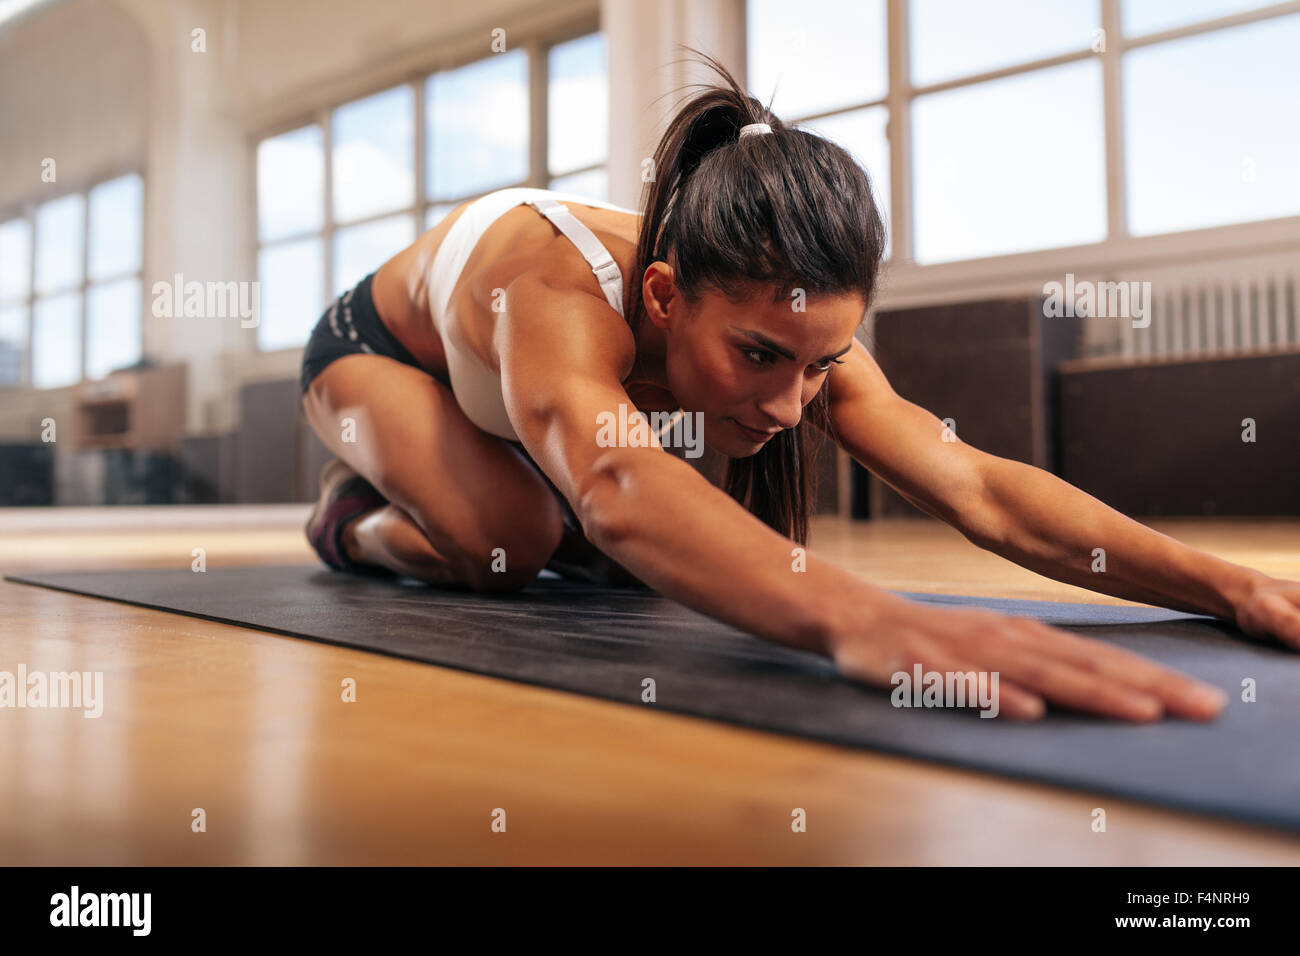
{"left": 2, "top": 505, "right": 1298, "bottom": 865}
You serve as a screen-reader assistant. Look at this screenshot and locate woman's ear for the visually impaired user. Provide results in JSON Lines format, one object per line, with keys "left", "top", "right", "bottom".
{"left": 641, "top": 261, "right": 678, "bottom": 332}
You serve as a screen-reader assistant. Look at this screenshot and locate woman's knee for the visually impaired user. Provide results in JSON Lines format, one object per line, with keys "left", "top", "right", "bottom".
{"left": 303, "top": 358, "right": 566, "bottom": 592}
{"left": 454, "top": 507, "right": 566, "bottom": 593}
{"left": 464, "top": 559, "right": 546, "bottom": 593}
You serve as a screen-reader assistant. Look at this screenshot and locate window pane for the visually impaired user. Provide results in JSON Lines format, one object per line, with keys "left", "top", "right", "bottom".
{"left": 549, "top": 34, "right": 607, "bottom": 175}
{"left": 747, "top": 0, "right": 886, "bottom": 117}
{"left": 801, "top": 107, "right": 890, "bottom": 259}
{"left": 258, "top": 125, "right": 324, "bottom": 241}
{"left": 1123, "top": 0, "right": 1281, "bottom": 36}
{"left": 88, "top": 173, "right": 143, "bottom": 281}
{"left": 0, "top": 304, "right": 26, "bottom": 387}
{"left": 258, "top": 237, "right": 323, "bottom": 351}
{"left": 1124, "top": 14, "right": 1300, "bottom": 235}
{"left": 548, "top": 167, "right": 608, "bottom": 201}
{"left": 332, "top": 86, "right": 415, "bottom": 223}
{"left": 34, "top": 194, "right": 84, "bottom": 294}
{"left": 427, "top": 50, "right": 528, "bottom": 200}
{"left": 86, "top": 278, "right": 141, "bottom": 379}
{"left": 911, "top": 0, "right": 1098, "bottom": 87}
{"left": 912, "top": 61, "right": 1106, "bottom": 263}
{"left": 332, "top": 214, "right": 415, "bottom": 298}
{"left": 426, "top": 204, "right": 456, "bottom": 231}
{"left": 0, "top": 218, "right": 32, "bottom": 301}
{"left": 33, "top": 292, "right": 80, "bottom": 389}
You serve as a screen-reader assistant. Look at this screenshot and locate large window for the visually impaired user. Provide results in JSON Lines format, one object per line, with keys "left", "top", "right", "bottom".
{"left": 255, "top": 30, "right": 607, "bottom": 351}
{"left": 911, "top": 59, "right": 1106, "bottom": 263}
{"left": 330, "top": 85, "right": 418, "bottom": 303}
{"left": 547, "top": 33, "right": 610, "bottom": 198}
{"left": 0, "top": 172, "right": 144, "bottom": 389}
{"left": 747, "top": 0, "right": 891, "bottom": 255}
{"left": 427, "top": 49, "right": 529, "bottom": 225}
{"left": 746, "top": 0, "right": 1300, "bottom": 266}
{"left": 1123, "top": 12, "right": 1300, "bottom": 236}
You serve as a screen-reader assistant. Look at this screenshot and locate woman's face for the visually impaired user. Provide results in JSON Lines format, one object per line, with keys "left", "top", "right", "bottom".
{"left": 644, "top": 265, "right": 866, "bottom": 457}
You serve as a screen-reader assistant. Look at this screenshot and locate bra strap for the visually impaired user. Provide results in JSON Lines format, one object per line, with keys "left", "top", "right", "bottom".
{"left": 525, "top": 198, "right": 626, "bottom": 317}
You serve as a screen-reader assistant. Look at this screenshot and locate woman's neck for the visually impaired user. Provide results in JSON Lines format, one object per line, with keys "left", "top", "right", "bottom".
{"left": 624, "top": 319, "right": 675, "bottom": 407}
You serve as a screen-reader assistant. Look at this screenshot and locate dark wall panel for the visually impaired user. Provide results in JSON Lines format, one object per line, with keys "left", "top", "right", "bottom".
{"left": 866, "top": 296, "right": 1077, "bottom": 518}
{"left": 1059, "top": 351, "right": 1300, "bottom": 516}
{"left": 236, "top": 379, "right": 300, "bottom": 503}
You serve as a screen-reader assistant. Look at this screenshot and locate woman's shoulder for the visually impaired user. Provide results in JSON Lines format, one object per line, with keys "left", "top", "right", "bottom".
{"left": 496, "top": 270, "right": 639, "bottom": 379}
{"left": 471, "top": 200, "right": 640, "bottom": 313}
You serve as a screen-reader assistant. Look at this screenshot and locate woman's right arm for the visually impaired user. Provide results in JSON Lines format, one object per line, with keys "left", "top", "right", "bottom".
{"left": 499, "top": 276, "right": 1226, "bottom": 723}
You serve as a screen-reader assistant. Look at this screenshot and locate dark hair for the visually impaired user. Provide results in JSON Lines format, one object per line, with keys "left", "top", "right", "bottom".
{"left": 628, "top": 47, "right": 887, "bottom": 546}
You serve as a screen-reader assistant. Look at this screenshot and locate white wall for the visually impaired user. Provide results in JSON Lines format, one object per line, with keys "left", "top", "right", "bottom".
{"left": 0, "top": 0, "right": 148, "bottom": 211}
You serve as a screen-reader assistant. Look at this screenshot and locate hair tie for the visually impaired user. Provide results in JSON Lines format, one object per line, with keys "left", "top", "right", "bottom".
{"left": 738, "top": 122, "right": 773, "bottom": 139}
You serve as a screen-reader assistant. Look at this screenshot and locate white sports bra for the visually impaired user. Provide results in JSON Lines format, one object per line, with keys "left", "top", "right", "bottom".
{"left": 426, "top": 186, "right": 639, "bottom": 442}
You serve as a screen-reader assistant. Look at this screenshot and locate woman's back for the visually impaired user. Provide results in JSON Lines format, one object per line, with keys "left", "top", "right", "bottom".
{"left": 369, "top": 188, "right": 662, "bottom": 441}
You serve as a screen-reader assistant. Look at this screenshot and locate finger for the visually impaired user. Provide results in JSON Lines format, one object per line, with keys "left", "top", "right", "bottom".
{"left": 973, "top": 639, "right": 1168, "bottom": 723}
{"left": 991, "top": 678, "right": 1048, "bottom": 721}
{"left": 894, "top": 639, "right": 1045, "bottom": 723}
{"left": 994, "top": 618, "right": 1227, "bottom": 721}
{"left": 891, "top": 640, "right": 1046, "bottom": 721}
{"left": 835, "top": 637, "right": 1045, "bottom": 720}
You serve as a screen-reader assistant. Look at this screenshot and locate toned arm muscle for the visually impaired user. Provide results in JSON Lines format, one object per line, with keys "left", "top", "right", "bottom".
{"left": 495, "top": 273, "right": 648, "bottom": 522}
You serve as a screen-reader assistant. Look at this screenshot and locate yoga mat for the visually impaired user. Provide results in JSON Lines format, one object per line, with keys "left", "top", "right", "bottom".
{"left": 7, "top": 564, "right": 1298, "bottom": 832}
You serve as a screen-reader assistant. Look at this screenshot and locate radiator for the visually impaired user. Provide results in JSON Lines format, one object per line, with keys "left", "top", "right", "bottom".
{"left": 1094, "top": 260, "right": 1300, "bottom": 361}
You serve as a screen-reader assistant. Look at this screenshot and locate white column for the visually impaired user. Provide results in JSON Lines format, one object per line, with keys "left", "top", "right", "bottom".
{"left": 116, "top": 0, "right": 253, "bottom": 433}
{"left": 602, "top": 0, "right": 746, "bottom": 211}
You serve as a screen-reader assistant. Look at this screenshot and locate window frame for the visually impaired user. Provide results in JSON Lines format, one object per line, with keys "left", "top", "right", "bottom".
{"left": 0, "top": 162, "right": 147, "bottom": 390}
{"left": 545, "top": 31, "right": 611, "bottom": 190}
{"left": 250, "top": 15, "right": 603, "bottom": 354}
{"left": 743, "top": 0, "right": 1300, "bottom": 305}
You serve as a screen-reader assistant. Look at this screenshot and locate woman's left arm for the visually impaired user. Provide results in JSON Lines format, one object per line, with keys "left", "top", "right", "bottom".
{"left": 973, "top": 454, "right": 1300, "bottom": 643}
{"left": 826, "top": 338, "right": 1300, "bottom": 647}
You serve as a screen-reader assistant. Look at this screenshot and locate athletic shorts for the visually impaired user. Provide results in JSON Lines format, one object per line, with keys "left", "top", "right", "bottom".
{"left": 299, "top": 271, "right": 429, "bottom": 397}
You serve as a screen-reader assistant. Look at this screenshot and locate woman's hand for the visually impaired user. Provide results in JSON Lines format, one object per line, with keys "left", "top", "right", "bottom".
{"left": 828, "top": 595, "right": 1228, "bottom": 722}
{"left": 1234, "top": 576, "right": 1300, "bottom": 649}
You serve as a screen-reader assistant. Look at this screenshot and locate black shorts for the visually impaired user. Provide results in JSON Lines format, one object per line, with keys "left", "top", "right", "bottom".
{"left": 299, "top": 271, "right": 430, "bottom": 397}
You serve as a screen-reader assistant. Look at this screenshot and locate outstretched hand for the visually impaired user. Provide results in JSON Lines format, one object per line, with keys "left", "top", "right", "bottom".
{"left": 1235, "top": 576, "right": 1300, "bottom": 649}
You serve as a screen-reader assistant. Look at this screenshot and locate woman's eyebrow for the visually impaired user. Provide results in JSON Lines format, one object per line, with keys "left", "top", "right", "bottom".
{"left": 734, "top": 328, "right": 853, "bottom": 363}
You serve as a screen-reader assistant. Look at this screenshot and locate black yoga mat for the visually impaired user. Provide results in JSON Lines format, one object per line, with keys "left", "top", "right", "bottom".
{"left": 7, "top": 564, "right": 1298, "bottom": 832}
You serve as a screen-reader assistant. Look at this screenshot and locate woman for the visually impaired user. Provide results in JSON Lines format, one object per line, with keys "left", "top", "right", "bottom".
{"left": 301, "top": 52, "right": 1300, "bottom": 723}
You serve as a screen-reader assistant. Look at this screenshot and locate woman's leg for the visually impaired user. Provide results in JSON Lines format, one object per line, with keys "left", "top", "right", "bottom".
{"left": 302, "top": 353, "right": 567, "bottom": 592}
